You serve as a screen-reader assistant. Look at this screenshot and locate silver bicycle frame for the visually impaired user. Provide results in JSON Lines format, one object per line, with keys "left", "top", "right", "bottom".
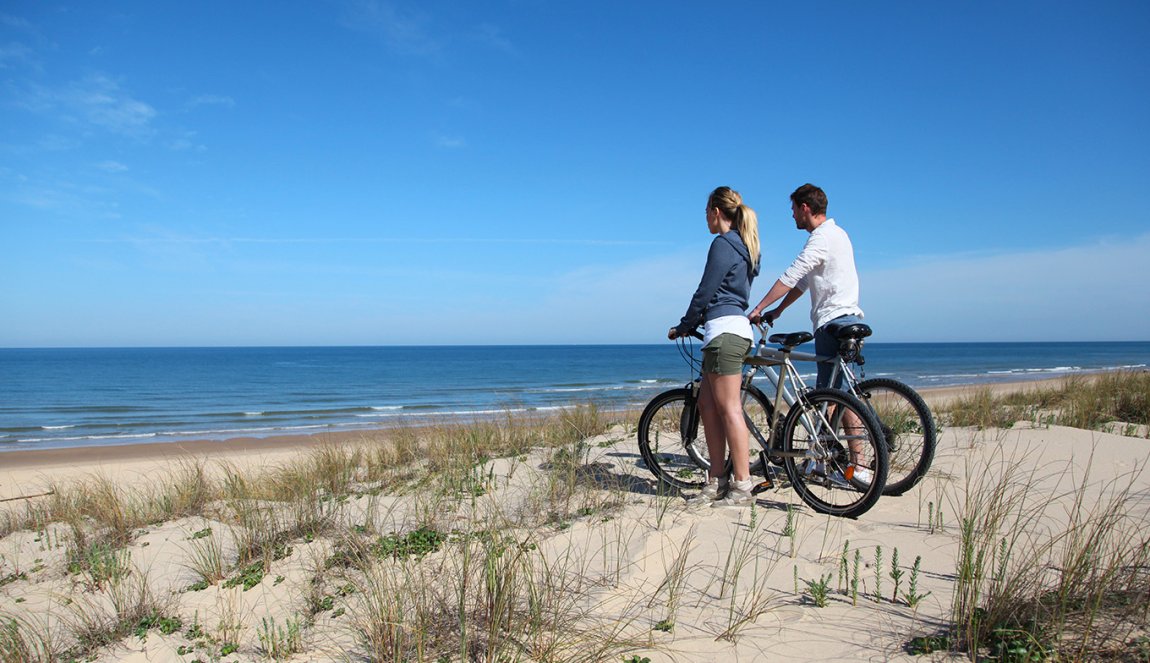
{"left": 747, "top": 341, "right": 861, "bottom": 401}
{"left": 741, "top": 343, "right": 850, "bottom": 458}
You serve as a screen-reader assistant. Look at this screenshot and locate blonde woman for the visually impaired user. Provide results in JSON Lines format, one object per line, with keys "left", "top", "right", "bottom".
{"left": 668, "top": 186, "right": 761, "bottom": 507}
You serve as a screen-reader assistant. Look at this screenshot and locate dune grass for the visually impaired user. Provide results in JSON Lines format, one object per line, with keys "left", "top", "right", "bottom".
{"left": 938, "top": 370, "right": 1150, "bottom": 433}
{"left": 0, "top": 403, "right": 663, "bottom": 662}
{"left": 914, "top": 371, "right": 1150, "bottom": 661}
{"left": 910, "top": 448, "right": 1150, "bottom": 661}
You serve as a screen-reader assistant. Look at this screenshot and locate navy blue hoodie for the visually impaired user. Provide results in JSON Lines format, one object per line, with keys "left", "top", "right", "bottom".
{"left": 675, "top": 230, "right": 760, "bottom": 336}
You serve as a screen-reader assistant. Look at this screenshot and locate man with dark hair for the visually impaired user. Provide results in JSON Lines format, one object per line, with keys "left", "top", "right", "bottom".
{"left": 749, "top": 183, "right": 870, "bottom": 484}
{"left": 749, "top": 183, "right": 865, "bottom": 390}
{"left": 789, "top": 182, "right": 828, "bottom": 216}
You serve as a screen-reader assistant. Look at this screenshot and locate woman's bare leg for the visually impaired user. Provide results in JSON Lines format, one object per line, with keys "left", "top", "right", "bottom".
{"left": 697, "top": 377, "right": 728, "bottom": 480}
{"left": 708, "top": 372, "right": 750, "bottom": 482}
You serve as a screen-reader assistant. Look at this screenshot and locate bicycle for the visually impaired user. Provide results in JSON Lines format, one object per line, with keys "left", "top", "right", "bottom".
{"left": 636, "top": 325, "right": 889, "bottom": 519}
{"left": 758, "top": 320, "right": 937, "bottom": 496}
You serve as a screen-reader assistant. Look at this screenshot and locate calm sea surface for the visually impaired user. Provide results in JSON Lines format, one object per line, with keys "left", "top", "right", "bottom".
{"left": 2, "top": 342, "right": 1147, "bottom": 452}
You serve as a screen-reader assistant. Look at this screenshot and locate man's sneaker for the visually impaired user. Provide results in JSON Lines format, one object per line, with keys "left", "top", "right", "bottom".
{"left": 712, "top": 479, "right": 756, "bottom": 508}
{"left": 825, "top": 469, "right": 853, "bottom": 489}
{"left": 850, "top": 466, "right": 874, "bottom": 485}
{"left": 825, "top": 465, "right": 873, "bottom": 490}
{"left": 688, "top": 477, "right": 727, "bottom": 506}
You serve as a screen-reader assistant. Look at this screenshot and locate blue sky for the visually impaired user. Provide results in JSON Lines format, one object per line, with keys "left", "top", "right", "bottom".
{"left": 2, "top": 1, "right": 1148, "bottom": 346}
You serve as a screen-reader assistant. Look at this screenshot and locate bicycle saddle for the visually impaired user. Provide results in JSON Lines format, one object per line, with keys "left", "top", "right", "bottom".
{"left": 828, "top": 322, "right": 872, "bottom": 341}
{"left": 769, "top": 331, "right": 814, "bottom": 347}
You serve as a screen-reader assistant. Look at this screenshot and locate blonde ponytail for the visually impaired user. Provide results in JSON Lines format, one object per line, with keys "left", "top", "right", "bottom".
{"left": 734, "top": 203, "right": 760, "bottom": 267}
{"left": 708, "top": 186, "right": 760, "bottom": 266}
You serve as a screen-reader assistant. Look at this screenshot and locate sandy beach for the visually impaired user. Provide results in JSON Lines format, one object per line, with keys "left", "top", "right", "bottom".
{"left": 2, "top": 376, "right": 1147, "bottom": 662}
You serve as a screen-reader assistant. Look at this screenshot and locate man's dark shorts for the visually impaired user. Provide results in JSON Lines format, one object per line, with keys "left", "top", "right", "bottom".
{"left": 815, "top": 314, "right": 865, "bottom": 388}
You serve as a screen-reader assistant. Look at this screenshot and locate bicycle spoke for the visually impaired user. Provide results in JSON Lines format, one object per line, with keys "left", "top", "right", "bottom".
{"left": 781, "top": 389, "right": 888, "bottom": 518}
{"left": 637, "top": 389, "right": 710, "bottom": 493}
{"left": 854, "top": 378, "right": 936, "bottom": 496}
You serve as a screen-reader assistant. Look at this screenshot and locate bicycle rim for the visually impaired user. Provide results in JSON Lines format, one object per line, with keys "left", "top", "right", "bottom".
{"left": 781, "top": 388, "right": 888, "bottom": 518}
{"left": 636, "top": 388, "right": 711, "bottom": 493}
{"left": 855, "top": 378, "right": 936, "bottom": 496}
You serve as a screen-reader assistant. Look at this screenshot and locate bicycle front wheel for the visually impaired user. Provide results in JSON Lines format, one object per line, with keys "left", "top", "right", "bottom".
{"left": 854, "top": 378, "right": 936, "bottom": 496}
{"left": 636, "top": 388, "right": 711, "bottom": 493}
{"left": 781, "top": 388, "right": 888, "bottom": 518}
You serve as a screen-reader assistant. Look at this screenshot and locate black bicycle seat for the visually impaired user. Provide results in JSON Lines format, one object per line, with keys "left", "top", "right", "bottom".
{"left": 769, "top": 331, "right": 813, "bottom": 347}
{"left": 828, "top": 322, "right": 872, "bottom": 341}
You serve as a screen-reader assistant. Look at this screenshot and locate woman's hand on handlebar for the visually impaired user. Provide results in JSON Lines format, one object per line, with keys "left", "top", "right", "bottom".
{"left": 668, "top": 326, "right": 704, "bottom": 341}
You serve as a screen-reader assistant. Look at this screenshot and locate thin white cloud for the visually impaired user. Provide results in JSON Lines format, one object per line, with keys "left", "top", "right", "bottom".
{"left": 455, "top": 250, "right": 701, "bottom": 344}
{"left": 473, "top": 23, "right": 514, "bottom": 54}
{"left": 3, "top": 178, "right": 121, "bottom": 218}
{"left": 79, "top": 235, "right": 668, "bottom": 247}
{"left": 0, "top": 41, "right": 33, "bottom": 69}
{"left": 189, "top": 94, "right": 235, "bottom": 108}
{"left": 36, "top": 134, "right": 80, "bottom": 151}
{"left": 434, "top": 133, "right": 465, "bottom": 149}
{"left": 96, "top": 160, "right": 128, "bottom": 173}
{"left": 55, "top": 74, "right": 156, "bottom": 137}
{"left": 0, "top": 13, "right": 33, "bottom": 31}
{"left": 339, "top": 0, "right": 441, "bottom": 57}
{"left": 10, "top": 74, "right": 155, "bottom": 137}
{"left": 166, "top": 130, "right": 206, "bottom": 152}
{"left": 483, "top": 234, "right": 1150, "bottom": 344}
{"left": 861, "top": 234, "right": 1150, "bottom": 342}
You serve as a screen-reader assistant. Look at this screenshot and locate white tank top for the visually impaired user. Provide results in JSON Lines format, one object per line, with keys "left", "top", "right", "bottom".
{"left": 703, "top": 315, "right": 753, "bottom": 346}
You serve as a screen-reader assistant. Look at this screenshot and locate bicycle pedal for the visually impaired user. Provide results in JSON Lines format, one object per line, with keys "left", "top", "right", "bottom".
{"left": 751, "top": 479, "right": 774, "bottom": 494}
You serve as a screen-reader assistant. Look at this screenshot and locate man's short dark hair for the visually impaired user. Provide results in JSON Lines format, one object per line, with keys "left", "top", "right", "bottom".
{"left": 790, "top": 183, "right": 828, "bottom": 216}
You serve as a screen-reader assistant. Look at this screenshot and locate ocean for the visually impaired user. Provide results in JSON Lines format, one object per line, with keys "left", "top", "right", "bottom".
{"left": 1, "top": 342, "right": 1147, "bottom": 452}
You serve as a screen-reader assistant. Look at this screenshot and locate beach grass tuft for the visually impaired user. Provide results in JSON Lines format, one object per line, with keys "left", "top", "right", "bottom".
{"left": 938, "top": 370, "right": 1150, "bottom": 434}
{"left": 935, "top": 443, "right": 1150, "bottom": 659}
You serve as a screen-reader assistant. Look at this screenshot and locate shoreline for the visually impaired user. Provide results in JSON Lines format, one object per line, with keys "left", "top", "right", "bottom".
{"left": 4, "top": 346, "right": 1145, "bottom": 455}
{"left": 0, "top": 374, "right": 1084, "bottom": 478}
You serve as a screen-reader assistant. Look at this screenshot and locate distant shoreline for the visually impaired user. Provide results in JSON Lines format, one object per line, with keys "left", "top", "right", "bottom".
{"left": 4, "top": 343, "right": 1146, "bottom": 452}
{"left": 0, "top": 373, "right": 1107, "bottom": 475}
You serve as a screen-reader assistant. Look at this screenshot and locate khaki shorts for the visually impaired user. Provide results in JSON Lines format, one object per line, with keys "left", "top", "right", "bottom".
{"left": 701, "top": 333, "right": 751, "bottom": 376}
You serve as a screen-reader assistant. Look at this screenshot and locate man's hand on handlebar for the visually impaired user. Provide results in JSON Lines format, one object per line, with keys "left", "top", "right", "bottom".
{"left": 749, "top": 308, "right": 779, "bottom": 326}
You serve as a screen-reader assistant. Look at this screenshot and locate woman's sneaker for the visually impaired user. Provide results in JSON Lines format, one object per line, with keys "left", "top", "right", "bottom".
{"left": 712, "top": 479, "right": 756, "bottom": 508}
{"left": 688, "top": 477, "right": 727, "bottom": 506}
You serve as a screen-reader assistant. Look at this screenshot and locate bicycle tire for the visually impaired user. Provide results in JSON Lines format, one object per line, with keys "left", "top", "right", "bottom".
{"left": 780, "top": 388, "right": 888, "bottom": 518}
{"left": 636, "top": 388, "right": 711, "bottom": 493}
{"left": 853, "top": 378, "right": 936, "bottom": 496}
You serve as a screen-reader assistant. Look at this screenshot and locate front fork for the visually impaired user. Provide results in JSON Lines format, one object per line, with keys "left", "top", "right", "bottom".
{"left": 681, "top": 380, "right": 702, "bottom": 449}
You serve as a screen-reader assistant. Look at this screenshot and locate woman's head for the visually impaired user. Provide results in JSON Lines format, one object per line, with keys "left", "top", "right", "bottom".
{"left": 707, "top": 186, "right": 760, "bottom": 266}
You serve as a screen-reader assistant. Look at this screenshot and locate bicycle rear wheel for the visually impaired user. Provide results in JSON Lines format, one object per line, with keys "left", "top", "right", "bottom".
{"left": 854, "top": 378, "right": 936, "bottom": 496}
{"left": 781, "top": 388, "right": 888, "bottom": 518}
{"left": 636, "top": 387, "right": 711, "bottom": 493}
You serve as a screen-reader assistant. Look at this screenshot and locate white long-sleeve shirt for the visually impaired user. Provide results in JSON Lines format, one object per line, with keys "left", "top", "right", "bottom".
{"left": 778, "top": 218, "right": 864, "bottom": 330}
